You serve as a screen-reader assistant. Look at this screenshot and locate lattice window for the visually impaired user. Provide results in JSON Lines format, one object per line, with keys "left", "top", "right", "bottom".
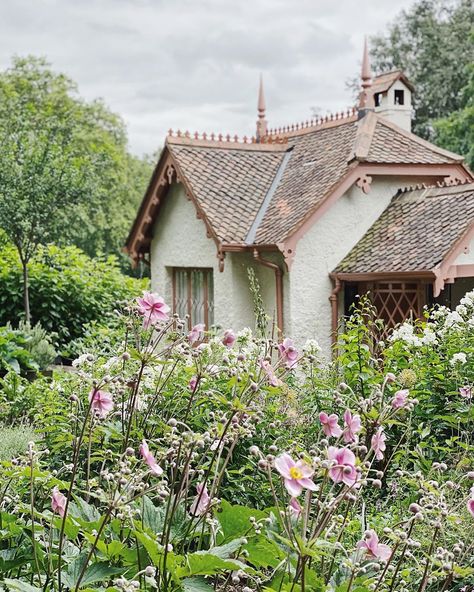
{"left": 172, "top": 268, "right": 214, "bottom": 329}
{"left": 362, "top": 282, "right": 425, "bottom": 330}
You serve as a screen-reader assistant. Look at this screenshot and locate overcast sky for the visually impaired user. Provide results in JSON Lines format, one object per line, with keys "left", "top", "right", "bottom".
{"left": 0, "top": 0, "right": 416, "bottom": 156}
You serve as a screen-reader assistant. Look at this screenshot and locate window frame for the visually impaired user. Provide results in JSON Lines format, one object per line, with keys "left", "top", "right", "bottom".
{"left": 172, "top": 267, "right": 214, "bottom": 330}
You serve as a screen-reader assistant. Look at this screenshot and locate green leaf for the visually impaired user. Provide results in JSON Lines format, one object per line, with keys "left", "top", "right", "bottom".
{"left": 141, "top": 495, "right": 165, "bottom": 533}
{"left": 216, "top": 500, "right": 268, "bottom": 544}
{"left": 179, "top": 552, "right": 247, "bottom": 577}
{"left": 3, "top": 580, "right": 42, "bottom": 592}
{"left": 62, "top": 554, "right": 125, "bottom": 589}
{"left": 182, "top": 577, "right": 214, "bottom": 592}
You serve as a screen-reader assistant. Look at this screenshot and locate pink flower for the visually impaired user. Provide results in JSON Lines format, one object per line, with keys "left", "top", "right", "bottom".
{"left": 460, "top": 386, "right": 472, "bottom": 399}
{"left": 274, "top": 453, "right": 318, "bottom": 497}
{"left": 190, "top": 483, "right": 210, "bottom": 516}
{"left": 343, "top": 409, "right": 362, "bottom": 443}
{"left": 319, "top": 412, "right": 343, "bottom": 438}
{"left": 89, "top": 389, "right": 114, "bottom": 418}
{"left": 357, "top": 530, "right": 391, "bottom": 561}
{"left": 222, "top": 329, "right": 236, "bottom": 347}
{"left": 278, "top": 338, "right": 299, "bottom": 367}
{"left": 391, "top": 389, "right": 409, "bottom": 409}
{"left": 260, "top": 359, "right": 282, "bottom": 387}
{"left": 188, "top": 323, "right": 205, "bottom": 344}
{"left": 189, "top": 375, "right": 198, "bottom": 392}
{"left": 371, "top": 427, "right": 387, "bottom": 461}
{"left": 327, "top": 447, "right": 358, "bottom": 487}
{"left": 289, "top": 497, "right": 302, "bottom": 518}
{"left": 51, "top": 486, "right": 67, "bottom": 517}
{"left": 140, "top": 439, "right": 163, "bottom": 476}
{"left": 467, "top": 498, "right": 474, "bottom": 518}
{"left": 137, "top": 291, "right": 170, "bottom": 329}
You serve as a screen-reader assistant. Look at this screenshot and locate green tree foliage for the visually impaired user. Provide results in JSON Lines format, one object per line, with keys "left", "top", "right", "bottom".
{"left": 0, "top": 56, "right": 152, "bottom": 319}
{"left": 433, "top": 62, "right": 474, "bottom": 169}
{"left": 370, "top": 0, "right": 474, "bottom": 139}
{"left": 0, "top": 242, "right": 148, "bottom": 347}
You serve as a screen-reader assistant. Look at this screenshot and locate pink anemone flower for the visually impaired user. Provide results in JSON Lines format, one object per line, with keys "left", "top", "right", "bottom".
{"left": 89, "top": 388, "right": 114, "bottom": 418}
{"left": 357, "top": 530, "right": 391, "bottom": 561}
{"left": 188, "top": 323, "right": 205, "bottom": 344}
{"left": 190, "top": 483, "right": 211, "bottom": 516}
{"left": 289, "top": 497, "right": 302, "bottom": 518}
{"left": 222, "top": 329, "right": 236, "bottom": 347}
{"left": 371, "top": 427, "right": 387, "bottom": 461}
{"left": 51, "top": 486, "right": 67, "bottom": 517}
{"left": 460, "top": 386, "right": 472, "bottom": 399}
{"left": 343, "top": 409, "right": 362, "bottom": 443}
{"left": 391, "top": 389, "right": 409, "bottom": 409}
{"left": 278, "top": 338, "right": 299, "bottom": 367}
{"left": 140, "top": 439, "right": 163, "bottom": 476}
{"left": 467, "top": 498, "right": 474, "bottom": 518}
{"left": 137, "top": 291, "right": 170, "bottom": 329}
{"left": 274, "top": 453, "right": 317, "bottom": 497}
{"left": 319, "top": 412, "right": 343, "bottom": 438}
{"left": 260, "top": 359, "right": 282, "bottom": 387}
{"left": 327, "top": 447, "right": 358, "bottom": 487}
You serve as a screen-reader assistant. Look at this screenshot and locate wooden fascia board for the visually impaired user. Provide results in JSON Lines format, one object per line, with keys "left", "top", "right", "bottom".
{"left": 432, "top": 220, "right": 474, "bottom": 296}
{"left": 330, "top": 271, "right": 435, "bottom": 282}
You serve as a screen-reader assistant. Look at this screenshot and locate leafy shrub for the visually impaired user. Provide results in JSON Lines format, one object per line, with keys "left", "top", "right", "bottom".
{"left": 18, "top": 321, "right": 57, "bottom": 369}
{"left": 0, "top": 291, "right": 473, "bottom": 591}
{"left": 0, "top": 425, "right": 36, "bottom": 460}
{"left": 0, "top": 243, "right": 148, "bottom": 347}
{"left": 0, "top": 325, "right": 38, "bottom": 374}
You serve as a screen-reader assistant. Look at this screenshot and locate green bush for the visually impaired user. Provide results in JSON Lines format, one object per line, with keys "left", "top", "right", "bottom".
{"left": 0, "top": 425, "right": 37, "bottom": 460}
{"left": 0, "top": 243, "right": 148, "bottom": 348}
{"left": 0, "top": 325, "right": 38, "bottom": 374}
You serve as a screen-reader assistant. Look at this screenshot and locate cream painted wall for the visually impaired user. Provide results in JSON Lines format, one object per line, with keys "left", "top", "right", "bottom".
{"left": 375, "top": 80, "right": 413, "bottom": 132}
{"left": 150, "top": 183, "right": 279, "bottom": 333}
{"left": 286, "top": 178, "right": 405, "bottom": 358}
{"left": 453, "top": 235, "right": 474, "bottom": 265}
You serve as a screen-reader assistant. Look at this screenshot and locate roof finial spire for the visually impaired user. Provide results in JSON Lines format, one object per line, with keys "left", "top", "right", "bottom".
{"left": 358, "top": 37, "right": 375, "bottom": 113}
{"left": 256, "top": 74, "right": 268, "bottom": 141}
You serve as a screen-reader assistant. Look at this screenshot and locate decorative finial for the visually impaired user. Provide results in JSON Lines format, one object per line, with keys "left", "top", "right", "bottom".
{"left": 256, "top": 74, "right": 268, "bottom": 141}
{"left": 358, "top": 37, "right": 375, "bottom": 112}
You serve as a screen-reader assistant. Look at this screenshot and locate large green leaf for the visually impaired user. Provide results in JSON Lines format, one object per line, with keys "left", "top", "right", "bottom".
{"left": 182, "top": 577, "right": 214, "bottom": 592}
{"left": 62, "top": 553, "right": 125, "bottom": 589}
{"left": 3, "top": 580, "right": 42, "bottom": 592}
{"left": 178, "top": 551, "right": 247, "bottom": 577}
{"left": 216, "top": 500, "right": 268, "bottom": 544}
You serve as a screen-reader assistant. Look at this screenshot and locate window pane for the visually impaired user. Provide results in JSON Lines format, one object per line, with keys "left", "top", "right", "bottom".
{"left": 173, "top": 268, "right": 214, "bottom": 329}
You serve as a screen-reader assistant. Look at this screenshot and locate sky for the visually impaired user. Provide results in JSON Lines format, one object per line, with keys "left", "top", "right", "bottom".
{"left": 0, "top": 0, "right": 416, "bottom": 156}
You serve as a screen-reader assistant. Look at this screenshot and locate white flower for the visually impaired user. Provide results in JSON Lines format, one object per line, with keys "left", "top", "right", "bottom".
{"left": 303, "top": 339, "right": 322, "bottom": 354}
{"left": 72, "top": 353, "right": 93, "bottom": 367}
{"left": 450, "top": 352, "right": 467, "bottom": 366}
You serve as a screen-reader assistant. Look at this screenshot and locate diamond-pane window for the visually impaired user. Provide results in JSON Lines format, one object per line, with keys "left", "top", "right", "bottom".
{"left": 361, "top": 281, "right": 426, "bottom": 332}
{"left": 172, "top": 268, "right": 214, "bottom": 330}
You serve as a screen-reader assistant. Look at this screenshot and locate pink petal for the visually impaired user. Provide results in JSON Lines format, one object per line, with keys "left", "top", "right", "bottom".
{"left": 274, "top": 453, "right": 295, "bottom": 479}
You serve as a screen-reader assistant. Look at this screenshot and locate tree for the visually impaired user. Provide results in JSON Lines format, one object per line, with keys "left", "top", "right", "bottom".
{"left": 0, "top": 57, "right": 152, "bottom": 320}
{"left": 370, "top": 0, "right": 474, "bottom": 139}
{"left": 433, "top": 62, "right": 474, "bottom": 170}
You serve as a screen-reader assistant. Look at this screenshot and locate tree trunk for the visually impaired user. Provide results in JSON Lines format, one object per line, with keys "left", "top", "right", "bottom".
{"left": 21, "top": 258, "right": 31, "bottom": 323}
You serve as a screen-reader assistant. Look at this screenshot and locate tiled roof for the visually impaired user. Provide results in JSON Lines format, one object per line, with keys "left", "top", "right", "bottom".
{"left": 371, "top": 70, "right": 415, "bottom": 94}
{"left": 168, "top": 142, "right": 286, "bottom": 243}
{"left": 366, "top": 120, "right": 461, "bottom": 165}
{"left": 130, "top": 112, "right": 467, "bottom": 254}
{"left": 333, "top": 183, "right": 474, "bottom": 274}
{"left": 255, "top": 120, "right": 358, "bottom": 244}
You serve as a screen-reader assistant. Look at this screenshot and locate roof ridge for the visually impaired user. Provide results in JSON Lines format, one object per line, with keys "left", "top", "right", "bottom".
{"left": 266, "top": 108, "right": 357, "bottom": 138}
{"left": 350, "top": 111, "right": 377, "bottom": 161}
{"left": 399, "top": 177, "right": 474, "bottom": 194}
{"left": 375, "top": 116, "right": 464, "bottom": 163}
{"left": 166, "top": 128, "right": 288, "bottom": 148}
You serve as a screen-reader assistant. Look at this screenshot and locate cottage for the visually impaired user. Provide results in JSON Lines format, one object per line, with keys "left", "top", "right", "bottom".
{"left": 126, "top": 42, "right": 474, "bottom": 357}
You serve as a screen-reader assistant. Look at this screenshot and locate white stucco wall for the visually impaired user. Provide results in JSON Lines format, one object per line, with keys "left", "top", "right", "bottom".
{"left": 150, "top": 183, "right": 279, "bottom": 332}
{"left": 375, "top": 80, "right": 413, "bottom": 132}
{"left": 453, "top": 235, "right": 474, "bottom": 265}
{"left": 286, "top": 178, "right": 406, "bottom": 358}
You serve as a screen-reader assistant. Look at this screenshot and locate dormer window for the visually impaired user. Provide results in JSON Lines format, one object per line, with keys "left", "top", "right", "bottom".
{"left": 374, "top": 93, "right": 382, "bottom": 107}
{"left": 394, "top": 89, "right": 405, "bottom": 105}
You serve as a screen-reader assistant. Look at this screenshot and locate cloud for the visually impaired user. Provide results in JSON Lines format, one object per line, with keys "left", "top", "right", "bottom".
{"left": 0, "top": 0, "right": 415, "bottom": 155}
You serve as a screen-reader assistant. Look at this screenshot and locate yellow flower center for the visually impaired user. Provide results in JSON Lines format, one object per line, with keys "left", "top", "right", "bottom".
{"left": 289, "top": 467, "right": 303, "bottom": 480}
